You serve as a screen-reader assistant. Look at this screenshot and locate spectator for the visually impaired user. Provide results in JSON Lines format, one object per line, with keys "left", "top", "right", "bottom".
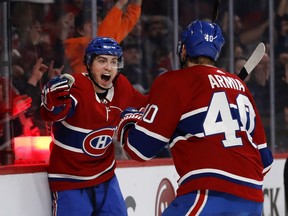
{"left": 0, "top": 77, "right": 32, "bottom": 163}
{"left": 12, "top": 18, "right": 56, "bottom": 94}
{"left": 11, "top": 28, "right": 26, "bottom": 94}
{"left": 275, "top": 60, "right": 288, "bottom": 151}
{"left": 141, "top": 15, "right": 174, "bottom": 87}
{"left": 24, "top": 57, "right": 64, "bottom": 136}
{"left": 247, "top": 52, "right": 271, "bottom": 143}
{"left": 274, "top": 0, "right": 288, "bottom": 67}
{"left": 122, "top": 20, "right": 143, "bottom": 48}
{"left": 150, "top": 45, "right": 174, "bottom": 78}
{"left": 122, "top": 18, "right": 153, "bottom": 91}
{"left": 276, "top": 103, "right": 288, "bottom": 152}
{"left": 122, "top": 42, "right": 147, "bottom": 93}
{"left": 219, "top": 10, "right": 269, "bottom": 68}
{"left": 64, "top": 0, "right": 143, "bottom": 73}
{"left": 43, "top": 0, "right": 83, "bottom": 71}
{"left": 275, "top": 61, "right": 288, "bottom": 113}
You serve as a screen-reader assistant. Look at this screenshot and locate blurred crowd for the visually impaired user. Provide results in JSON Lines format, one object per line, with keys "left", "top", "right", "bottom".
{"left": 0, "top": 0, "right": 288, "bottom": 163}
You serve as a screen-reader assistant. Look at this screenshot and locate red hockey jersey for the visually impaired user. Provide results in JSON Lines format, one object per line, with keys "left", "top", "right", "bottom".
{"left": 41, "top": 73, "right": 147, "bottom": 191}
{"left": 123, "top": 65, "right": 273, "bottom": 202}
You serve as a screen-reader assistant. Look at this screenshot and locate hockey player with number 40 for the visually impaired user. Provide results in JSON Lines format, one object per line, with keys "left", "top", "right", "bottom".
{"left": 40, "top": 37, "right": 147, "bottom": 216}
{"left": 117, "top": 20, "right": 273, "bottom": 215}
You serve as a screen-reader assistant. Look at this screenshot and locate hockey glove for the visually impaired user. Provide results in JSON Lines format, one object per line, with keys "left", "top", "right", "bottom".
{"left": 41, "top": 74, "right": 74, "bottom": 111}
{"left": 117, "top": 107, "right": 144, "bottom": 145}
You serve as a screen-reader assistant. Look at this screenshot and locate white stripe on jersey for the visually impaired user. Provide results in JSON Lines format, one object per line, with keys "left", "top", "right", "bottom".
{"left": 48, "top": 160, "right": 115, "bottom": 180}
{"left": 135, "top": 124, "right": 170, "bottom": 142}
{"left": 263, "top": 163, "right": 273, "bottom": 174}
{"left": 258, "top": 143, "right": 268, "bottom": 149}
{"left": 181, "top": 107, "right": 208, "bottom": 121}
{"left": 62, "top": 121, "right": 93, "bottom": 133}
{"left": 178, "top": 168, "right": 263, "bottom": 187}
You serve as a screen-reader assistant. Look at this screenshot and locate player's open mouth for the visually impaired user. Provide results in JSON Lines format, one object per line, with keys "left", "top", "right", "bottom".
{"left": 101, "top": 74, "right": 111, "bottom": 82}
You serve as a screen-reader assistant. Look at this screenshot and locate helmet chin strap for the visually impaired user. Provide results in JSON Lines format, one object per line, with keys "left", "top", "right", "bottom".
{"left": 88, "top": 73, "right": 112, "bottom": 91}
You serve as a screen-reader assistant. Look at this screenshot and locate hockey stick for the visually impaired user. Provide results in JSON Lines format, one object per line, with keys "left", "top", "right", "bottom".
{"left": 212, "top": 0, "right": 221, "bottom": 22}
{"left": 237, "top": 42, "right": 266, "bottom": 81}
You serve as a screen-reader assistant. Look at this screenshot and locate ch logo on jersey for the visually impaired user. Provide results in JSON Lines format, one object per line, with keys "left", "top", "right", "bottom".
{"left": 82, "top": 128, "right": 114, "bottom": 157}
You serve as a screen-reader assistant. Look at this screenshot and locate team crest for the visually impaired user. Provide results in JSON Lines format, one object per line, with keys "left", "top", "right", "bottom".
{"left": 82, "top": 128, "right": 114, "bottom": 157}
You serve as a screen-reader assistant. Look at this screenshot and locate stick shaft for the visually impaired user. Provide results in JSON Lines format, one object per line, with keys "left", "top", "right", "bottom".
{"left": 212, "top": 0, "right": 220, "bottom": 22}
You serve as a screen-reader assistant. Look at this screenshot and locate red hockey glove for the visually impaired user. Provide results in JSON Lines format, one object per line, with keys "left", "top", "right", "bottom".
{"left": 117, "top": 107, "right": 144, "bottom": 145}
{"left": 41, "top": 75, "right": 74, "bottom": 111}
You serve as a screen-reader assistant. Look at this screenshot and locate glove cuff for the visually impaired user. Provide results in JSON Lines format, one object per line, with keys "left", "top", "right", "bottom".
{"left": 119, "top": 122, "right": 135, "bottom": 146}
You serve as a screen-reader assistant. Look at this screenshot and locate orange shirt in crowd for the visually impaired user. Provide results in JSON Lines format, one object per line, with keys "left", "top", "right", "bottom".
{"left": 64, "top": 3, "right": 141, "bottom": 73}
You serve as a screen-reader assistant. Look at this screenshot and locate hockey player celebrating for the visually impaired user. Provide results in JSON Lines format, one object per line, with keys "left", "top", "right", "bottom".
{"left": 40, "top": 36, "right": 147, "bottom": 216}
{"left": 117, "top": 20, "right": 273, "bottom": 215}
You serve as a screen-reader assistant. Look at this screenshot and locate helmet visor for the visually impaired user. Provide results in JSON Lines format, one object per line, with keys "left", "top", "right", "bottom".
{"left": 94, "top": 56, "right": 124, "bottom": 69}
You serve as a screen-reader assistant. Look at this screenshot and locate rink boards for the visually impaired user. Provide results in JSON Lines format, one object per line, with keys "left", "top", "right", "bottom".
{"left": 0, "top": 158, "right": 285, "bottom": 216}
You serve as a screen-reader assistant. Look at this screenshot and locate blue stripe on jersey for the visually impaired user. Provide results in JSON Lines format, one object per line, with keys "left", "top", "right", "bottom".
{"left": 178, "top": 111, "right": 207, "bottom": 135}
{"left": 53, "top": 121, "right": 91, "bottom": 149}
{"left": 53, "top": 121, "right": 115, "bottom": 151}
{"left": 128, "top": 125, "right": 168, "bottom": 159}
{"left": 259, "top": 148, "right": 274, "bottom": 171}
{"left": 178, "top": 106, "right": 253, "bottom": 137}
{"left": 179, "top": 168, "right": 263, "bottom": 190}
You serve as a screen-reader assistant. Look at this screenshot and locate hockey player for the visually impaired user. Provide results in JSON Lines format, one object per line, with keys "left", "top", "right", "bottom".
{"left": 116, "top": 20, "right": 273, "bottom": 215}
{"left": 40, "top": 36, "right": 147, "bottom": 216}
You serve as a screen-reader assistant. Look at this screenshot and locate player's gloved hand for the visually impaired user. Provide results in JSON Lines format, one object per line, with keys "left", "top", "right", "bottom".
{"left": 41, "top": 74, "right": 74, "bottom": 111}
{"left": 117, "top": 107, "right": 144, "bottom": 145}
